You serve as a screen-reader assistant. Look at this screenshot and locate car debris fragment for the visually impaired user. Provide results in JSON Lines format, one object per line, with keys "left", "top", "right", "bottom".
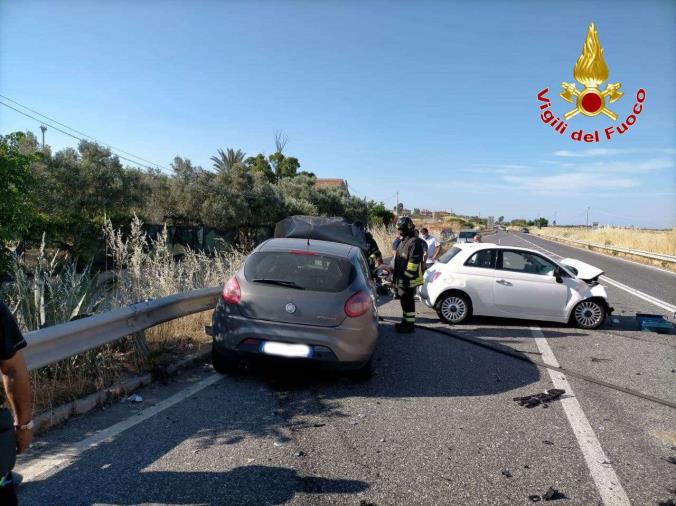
{"left": 501, "top": 469, "right": 513, "bottom": 477}
{"left": 542, "top": 486, "right": 566, "bottom": 500}
{"left": 513, "top": 389, "right": 565, "bottom": 408}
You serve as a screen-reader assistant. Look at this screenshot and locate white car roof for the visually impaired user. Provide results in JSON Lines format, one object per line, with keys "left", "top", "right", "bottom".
{"left": 454, "top": 242, "right": 549, "bottom": 254}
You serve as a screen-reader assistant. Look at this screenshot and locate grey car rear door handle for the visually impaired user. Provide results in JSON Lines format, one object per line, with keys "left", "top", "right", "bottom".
{"left": 496, "top": 279, "right": 512, "bottom": 286}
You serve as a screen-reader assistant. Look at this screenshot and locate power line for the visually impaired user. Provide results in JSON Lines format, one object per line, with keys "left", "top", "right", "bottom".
{"left": 0, "top": 95, "right": 170, "bottom": 172}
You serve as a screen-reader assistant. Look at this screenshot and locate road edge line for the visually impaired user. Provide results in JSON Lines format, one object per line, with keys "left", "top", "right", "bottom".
{"left": 18, "top": 372, "right": 223, "bottom": 482}
{"left": 531, "top": 326, "right": 630, "bottom": 506}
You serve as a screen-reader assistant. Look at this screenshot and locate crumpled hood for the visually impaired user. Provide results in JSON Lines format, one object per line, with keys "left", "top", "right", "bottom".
{"left": 560, "top": 258, "right": 604, "bottom": 282}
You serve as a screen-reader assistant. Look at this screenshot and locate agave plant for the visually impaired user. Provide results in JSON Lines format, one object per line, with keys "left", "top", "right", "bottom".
{"left": 3, "top": 234, "right": 105, "bottom": 331}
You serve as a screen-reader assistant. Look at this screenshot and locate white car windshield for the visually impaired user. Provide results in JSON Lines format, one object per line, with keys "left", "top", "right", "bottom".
{"left": 436, "top": 246, "right": 462, "bottom": 264}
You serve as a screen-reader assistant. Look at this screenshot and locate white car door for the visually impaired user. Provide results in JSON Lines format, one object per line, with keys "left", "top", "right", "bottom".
{"left": 455, "top": 248, "right": 498, "bottom": 316}
{"left": 493, "top": 250, "right": 570, "bottom": 318}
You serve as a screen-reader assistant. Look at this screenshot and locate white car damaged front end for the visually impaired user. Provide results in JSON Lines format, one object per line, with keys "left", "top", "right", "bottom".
{"left": 420, "top": 248, "right": 613, "bottom": 329}
{"left": 560, "top": 258, "right": 613, "bottom": 327}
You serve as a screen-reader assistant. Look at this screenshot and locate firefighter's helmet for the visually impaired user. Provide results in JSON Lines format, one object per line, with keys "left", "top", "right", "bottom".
{"left": 396, "top": 216, "right": 415, "bottom": 235}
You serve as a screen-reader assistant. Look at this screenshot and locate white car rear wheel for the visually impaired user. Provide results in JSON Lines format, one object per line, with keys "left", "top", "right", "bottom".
{"left": 436, "top": 293, "right": 471, "bottom": 324}
{"left": 573, "top": 300, "right": 606, "bottom": 329}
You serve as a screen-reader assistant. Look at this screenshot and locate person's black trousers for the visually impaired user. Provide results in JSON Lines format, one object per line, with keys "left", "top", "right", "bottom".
{"left": 0, "top": 472, "right": 18, "bottom": 506}
{"left": 398, "top": 288, "right": 416, "bottom": 325}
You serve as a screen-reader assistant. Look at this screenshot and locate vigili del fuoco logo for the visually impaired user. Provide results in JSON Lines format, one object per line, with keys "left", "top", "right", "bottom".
{"left": 536, "top": 23, "right": 646, "bottom": 143}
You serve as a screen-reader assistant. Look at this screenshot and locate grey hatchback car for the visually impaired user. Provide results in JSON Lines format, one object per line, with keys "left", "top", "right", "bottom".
{"left": 211, "top": 238, "right": 379, "bottom": 376}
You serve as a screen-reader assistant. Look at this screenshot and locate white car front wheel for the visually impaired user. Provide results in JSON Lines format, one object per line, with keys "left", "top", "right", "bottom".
{"left": 572, "top": 300, "right": 606, "bottom": 329}
{"left": 436, "top": 292, "right": 471, "bottom": 324}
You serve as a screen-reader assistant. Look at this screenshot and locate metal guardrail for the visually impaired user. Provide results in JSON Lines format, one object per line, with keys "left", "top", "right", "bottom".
{"left": 536, "top": 234, "right": 676, "bottom": 264}
{"left": 23, "top": 286, "right": 221, "bottom": 371}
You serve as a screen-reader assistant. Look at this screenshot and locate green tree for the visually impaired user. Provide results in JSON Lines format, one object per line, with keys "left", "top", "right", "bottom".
{"left": 269, "top": 151, "right": 300, "bottom": 181}
{"left": 210, "top": 148, "right": 245, "bottom": 174}
{"left": 244, "top": 154, "right": 275, "bottom": 183}
{"left": 367, "top": 201, "right": 395, "bottom": 226}
{"left": 0, "top": 132, "right": 37, "bottom": 271}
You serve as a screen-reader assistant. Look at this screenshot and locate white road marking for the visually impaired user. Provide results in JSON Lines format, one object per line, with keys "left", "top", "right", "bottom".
{"left": 531, "top": 327, "right": 630, "bottom": 506}
{"left": 514, "top": 233, "right": 676, "bottom": 314}
{"left": 19, "top": 373, "right": 223, "bottom": 482}
{"left": 600, "top": 276, "right": 676, "bottom": 313}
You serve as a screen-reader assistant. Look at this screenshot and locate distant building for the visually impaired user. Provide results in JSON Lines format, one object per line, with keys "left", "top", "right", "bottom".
{"left": 314, "top": 178, "right": 349, "bottom": 195}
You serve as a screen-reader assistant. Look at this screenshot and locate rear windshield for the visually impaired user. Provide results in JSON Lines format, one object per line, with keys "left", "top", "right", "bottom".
{"left": 459, "top": 231, "right": 476, "bottom": 238}
{"left": 436, "top": 246, "right": 462, "bottom": 264}
{"left": 244, "top": 251, "right": 355, "bottom": 293}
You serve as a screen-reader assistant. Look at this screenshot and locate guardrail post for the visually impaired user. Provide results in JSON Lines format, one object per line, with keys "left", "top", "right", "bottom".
{"left": 132, "top": 330, "right": 150, "bottom": 364}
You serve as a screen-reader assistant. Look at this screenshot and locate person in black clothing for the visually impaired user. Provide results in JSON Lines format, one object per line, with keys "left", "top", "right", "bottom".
{"left": 354, "top": 222, "right": 382, "bottom": 276}
{"left": 392, "top": 217, "right": 424, "bottom": 333}
{"left": 0, "top": 301, "right": 33, "bottom": 506}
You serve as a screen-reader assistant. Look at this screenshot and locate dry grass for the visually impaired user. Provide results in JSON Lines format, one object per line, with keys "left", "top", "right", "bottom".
{"left": 532, "top": 226, "right": 676, "bottom": 256}
{"left": 2, "top": 216, "right": 245, "bottom": 416}
{"left": 370, "top": 225, "right": 396, "bottom": 258}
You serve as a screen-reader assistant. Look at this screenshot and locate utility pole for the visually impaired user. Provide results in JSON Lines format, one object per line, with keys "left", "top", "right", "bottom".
{"left": 586, "top": 206, "right": 590, "bottom": 228}
{"left": 395, "top": 192, "right": 399, "bottom": 217}
{"left": 40, "top": 125, "right": 47, "bottom": 148}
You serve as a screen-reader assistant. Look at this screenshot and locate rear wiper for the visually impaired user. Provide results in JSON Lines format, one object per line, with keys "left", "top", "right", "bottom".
{"left": 252, "top": 279, "right": 305, "bottom": 290}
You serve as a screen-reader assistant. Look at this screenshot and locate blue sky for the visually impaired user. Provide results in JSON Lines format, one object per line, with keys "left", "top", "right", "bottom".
{"left": 1, "top": 0, "right": 674, "bottom": 227}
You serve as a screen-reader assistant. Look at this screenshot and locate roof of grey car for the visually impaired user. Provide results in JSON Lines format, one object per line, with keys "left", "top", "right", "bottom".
{"left": 257, "top": 238, "right": 357, "bottom": 257}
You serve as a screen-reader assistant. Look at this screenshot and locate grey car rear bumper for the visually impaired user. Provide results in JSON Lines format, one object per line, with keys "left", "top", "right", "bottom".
{"left": 212, "top": 310, "right": 378, "bottom": 364}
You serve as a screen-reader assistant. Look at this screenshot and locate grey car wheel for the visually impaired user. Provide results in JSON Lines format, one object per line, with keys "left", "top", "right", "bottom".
{"left": 436, "top": 293, "right": 471, "bottom": 324}
{"left": 573, "top": 300, "right": 606, "bottom": 329}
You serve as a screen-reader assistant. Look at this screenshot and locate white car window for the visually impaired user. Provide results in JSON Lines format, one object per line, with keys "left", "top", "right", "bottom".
{"left": 465, "top": 249, "right": 496, "bottom": 269}
{"left": 501, "top": 251, "right": 557, "bottom": 276}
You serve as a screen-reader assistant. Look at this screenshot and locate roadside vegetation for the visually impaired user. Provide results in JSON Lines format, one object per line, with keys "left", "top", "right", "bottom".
{"left": 531, "top": 226, "right": 676, "bottom": 256}
{"left": 0, "top": 130, "right": 395, "bottom": 273}
{"left": 1, "top": 217, "right": 245, "bottom": 415}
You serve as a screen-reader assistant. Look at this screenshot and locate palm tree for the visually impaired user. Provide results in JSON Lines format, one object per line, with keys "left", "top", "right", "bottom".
{"left": 210, "top": 148, "right": 245, "bottom": 174}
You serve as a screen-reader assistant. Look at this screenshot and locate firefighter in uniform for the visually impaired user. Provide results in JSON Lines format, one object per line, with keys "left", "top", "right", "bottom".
{"left": 393, "top": 216, "right": 424, "bottom": 333}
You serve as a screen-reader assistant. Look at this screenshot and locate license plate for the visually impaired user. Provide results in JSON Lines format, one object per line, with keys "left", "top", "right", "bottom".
{"left": 261, "top": 341, "right": 312, "bottom": 358}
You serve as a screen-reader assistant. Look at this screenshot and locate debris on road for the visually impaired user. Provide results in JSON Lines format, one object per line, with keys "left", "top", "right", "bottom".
{"left": 542, "top": 440, "right": 554, "bottom": 445}
{"left": 591, "top": 357, "right": 613, "bottom": 362}
{"left": 126, "top": 394, "right": 143, "bottom": 403}
{"left": 501, "top": 469, "right": 513, "bottom": 478}
{"left": 359, "top": 500, "right": 378, "bottom": 506}
{"left": 513, "top": 389, "right": 565, "bottom": 408}
{"left": 636, "top": 313, "right": 674, "bottom": 333}
{"left": 295, "top": 450, "right": 306, "bottom": 457}
{"left": 542, "top": 487, "right": 566, "bottom": 500}
{"left": 529, "top": 486, "right": 566, "bottom": 502}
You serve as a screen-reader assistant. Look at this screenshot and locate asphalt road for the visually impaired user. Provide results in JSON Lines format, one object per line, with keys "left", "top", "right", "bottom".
{"left": 15, "top": 232, "right": 676, "bottom": 505}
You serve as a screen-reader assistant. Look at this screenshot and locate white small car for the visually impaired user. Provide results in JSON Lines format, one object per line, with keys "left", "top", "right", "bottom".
{"left": 419, "top": 243, "right": 613, "bottom": 329}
